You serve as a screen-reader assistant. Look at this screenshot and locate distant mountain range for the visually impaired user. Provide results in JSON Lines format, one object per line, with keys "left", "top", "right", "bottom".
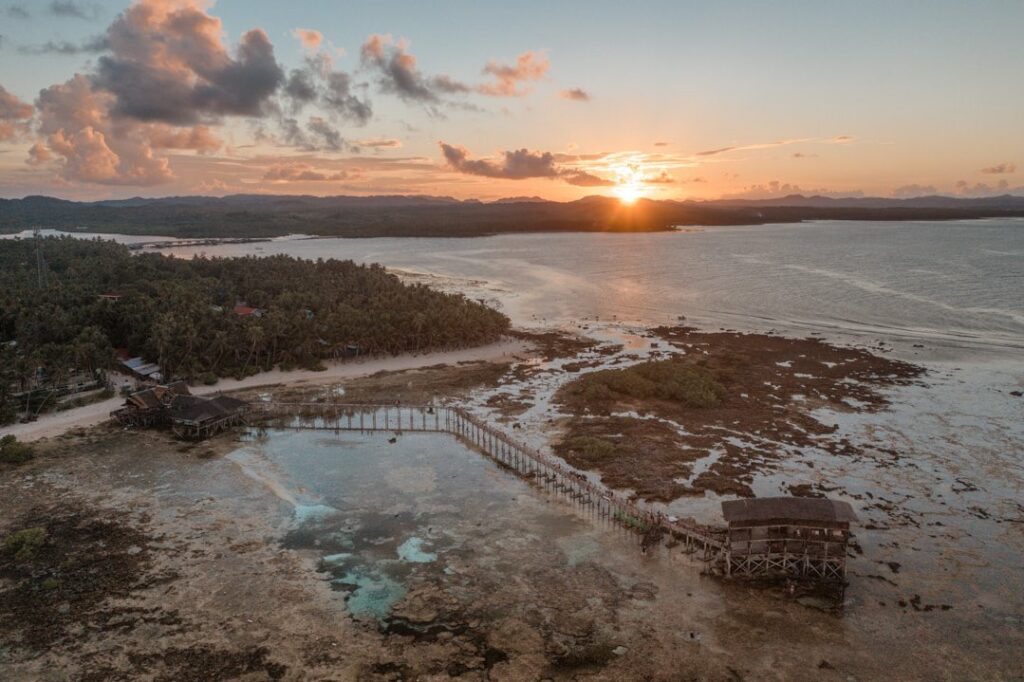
{"left": 2, "top": 193, "right": 1023, "bottom": 239}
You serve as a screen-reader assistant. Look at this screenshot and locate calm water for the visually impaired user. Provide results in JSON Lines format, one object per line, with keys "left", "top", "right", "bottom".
{"left": 144, "top": 219, "right": 1024, "bottom": 356}
{"left": 227, "top": 428, "right": 614, "bottom": 621}
{"left": 9, "top": 220, "right": 1022, "bottom": 354}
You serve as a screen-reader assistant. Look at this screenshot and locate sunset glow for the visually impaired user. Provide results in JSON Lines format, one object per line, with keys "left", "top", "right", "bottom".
{"left": 0, "top": 1, "right": 1020, "bottom": 202}
{"left": 1, "top": 4, "right": 1024, "bottom": 678}
{"left": 613, "top": 165, "right": 646, "bottom": 204}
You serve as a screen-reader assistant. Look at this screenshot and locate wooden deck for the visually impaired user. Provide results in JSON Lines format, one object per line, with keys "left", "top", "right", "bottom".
{"left": 251, "top": 402, "right": 726, "bottom": 563}
{"left": 250, "top": 402, "right": 856, "bottom": 585}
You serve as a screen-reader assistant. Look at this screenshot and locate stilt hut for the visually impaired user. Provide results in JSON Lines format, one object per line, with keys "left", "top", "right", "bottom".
{"left": 167, "top": 395, "right": 248, "bottom": 439}
{"left": 719, "top": 497, "right": 857, "bottom": 582}
{"left": 112, "top": 383, "right": 247, "bottom": 439}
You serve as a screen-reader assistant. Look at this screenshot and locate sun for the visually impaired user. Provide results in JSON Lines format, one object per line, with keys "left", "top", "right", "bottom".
{"left": 614, "top": 184, "right": 642, "bottom": 204}
{"left": 611, "top": 164, "right": 646, "bottom": 204}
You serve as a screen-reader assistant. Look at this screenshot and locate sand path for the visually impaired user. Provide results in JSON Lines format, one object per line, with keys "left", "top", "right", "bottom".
{"left": 1, "top": 339, "right": 527, "bottom": 443}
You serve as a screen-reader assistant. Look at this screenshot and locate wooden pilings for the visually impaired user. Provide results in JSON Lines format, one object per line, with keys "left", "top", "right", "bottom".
{"left": 252, "top": 401, "right": 723, "bottom": 562}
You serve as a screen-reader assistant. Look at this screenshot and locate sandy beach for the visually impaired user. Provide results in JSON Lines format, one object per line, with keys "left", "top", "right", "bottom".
{"left": 0, "top": 339, "right": 528, "bottom": 443}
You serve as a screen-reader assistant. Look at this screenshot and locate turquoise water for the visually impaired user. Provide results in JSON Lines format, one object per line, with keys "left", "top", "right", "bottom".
{"left": 231, "top": 428, "right": 587, "bottom": 621}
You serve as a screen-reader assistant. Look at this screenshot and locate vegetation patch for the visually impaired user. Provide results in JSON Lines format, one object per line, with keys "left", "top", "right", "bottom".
{"left": 1, "top": 527, "right": 47, "bottom": 561}
{"left": 559, "top": 358, "right": 725, "bottom": 411}
{"left": 0, "top": 506, "right": 158, "bottom": 652}
{"left": 554, "top": 327, "right": 925, "bottom": 502}
{"left": 0, "top": 435, "right": 35, "bottom": 464}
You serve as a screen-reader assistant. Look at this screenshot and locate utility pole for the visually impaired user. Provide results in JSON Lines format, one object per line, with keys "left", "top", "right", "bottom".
{"left": 33, "top": 227, "right": 48, "bottom": 289}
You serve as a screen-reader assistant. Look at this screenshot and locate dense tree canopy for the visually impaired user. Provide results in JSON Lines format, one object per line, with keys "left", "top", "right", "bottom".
{"left": 0, "top": 237, "right": 509, "bottom": 422}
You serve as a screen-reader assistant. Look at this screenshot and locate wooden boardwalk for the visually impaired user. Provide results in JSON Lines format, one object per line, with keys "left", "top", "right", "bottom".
{"left": 251, "top": 402, "right": 725, "bottom": 563}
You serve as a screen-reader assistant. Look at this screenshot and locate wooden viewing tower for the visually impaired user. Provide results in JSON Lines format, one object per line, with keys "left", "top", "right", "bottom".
{"left": 716, "top": 497, "right": 857, "bottom": 582}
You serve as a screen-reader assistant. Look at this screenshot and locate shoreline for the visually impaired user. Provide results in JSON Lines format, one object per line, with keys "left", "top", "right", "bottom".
{"left": 0, "top": 338, "right": 528, "bottom": 443}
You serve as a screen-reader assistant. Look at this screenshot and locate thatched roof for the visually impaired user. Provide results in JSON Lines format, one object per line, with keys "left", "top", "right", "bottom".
{"left": 721, "top": 497, "right": 858, "bottom": 525}
{"left": 167, "top": 394, "right": 247, "bottom": 424}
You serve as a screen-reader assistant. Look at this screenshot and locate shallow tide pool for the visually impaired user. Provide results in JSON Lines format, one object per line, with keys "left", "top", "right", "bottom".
{"left": 228, "top": 428, "right": 598, "bottom": 621}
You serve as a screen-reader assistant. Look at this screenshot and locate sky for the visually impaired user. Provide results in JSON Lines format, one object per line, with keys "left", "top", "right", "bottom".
{"left": 0, "top": 0, "right": 1022, "bottom": 202}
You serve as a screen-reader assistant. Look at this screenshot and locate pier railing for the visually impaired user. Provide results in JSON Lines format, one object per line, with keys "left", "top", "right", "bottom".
{"left": 251, "top": 401, "right": 725, "bottom": 560}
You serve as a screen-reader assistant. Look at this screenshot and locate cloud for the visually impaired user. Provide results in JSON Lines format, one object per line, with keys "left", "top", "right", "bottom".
{"left": 93, "top": 1, "right": 284, "bottom": 125}
{"left": 696, "top": 146, "right": 736, "bottom": 157}
{"left": 360, "top": 36, "right": 551, "bottom": 106}
{"left": 321, "top": 69, "right": 372, "bottom": 124}
{"left": 5, "top": 4, "right": 30, "bottom": 19}
{"left": 561, "top": 170, "right": 614, "bottom": 187}
{"left": 33, "top": 72, "right": 223, "bottom": 185}
{"left": 271, "top": 114, "right": 356, "bottom": 152}
{"left": 17, "top": 34, "right": 108, "bottom": 55}
{"left": 263, "top": 162, "right": 348, "bottom": 182}
{"left": 643, "top": 170, "right": 674, "bottom": 184}
{"left": 307, "top": 115, "right": 345, "bottom": 151}
{"left": 477, "top": 51, "right": 548, "bottom": 97}
{"left": 361, "top": 34, "right": 469, "bottom": 105}
{"left": 27, "top": 142, "right": 53, "bottom": 165}
{"left": 721, "top": 180, "right": 864, "bottom": 200}
{"left": 147, "top": 124, "right": 220, "bottom": 153}
{"left": 696, "top": 136, "right": 847, "bottom": 158}
{"left": 48, "top": 1, "right": 100, "bottom": 20}
{"left": 559, "top": 88, "right": 590, "bottom": 102}
{"left": 954, "top": 179, "right": 1018, "bottom": 197}
{"left": 356, "top": 137, "right": 402, "bottom": 149}
{"left": 0, "top": 84, "right": 33, "bottom": 141}
{"left": 292, "top": 28, "right": 323, "bottom": 51}
{"left": 23, "top": 0, "right": 383, "bottom": 185}
{"left": 653, "top": 141, "right": 669, "bottom": 147}
{"left": 441, "top": 142, "right": 613, "bottom": 186}
{"left": 279, "top": 52, "right": 371, "bottom": 125}
{"left": 283, "top": 68, "right": 318, "bottom": 106}
{"left": 981, "top": 162, "right": 1016, "bottom": 175}
{"left": 441, "top": 143, "right": 558, "bottom": 179}
{"left": 891, "top": 183, "right": 937, "bottom": 198}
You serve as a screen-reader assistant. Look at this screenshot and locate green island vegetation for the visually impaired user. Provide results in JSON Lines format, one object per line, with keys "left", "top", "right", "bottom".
{"left": 0, "top": 236, "right": 509, "bottom": 424}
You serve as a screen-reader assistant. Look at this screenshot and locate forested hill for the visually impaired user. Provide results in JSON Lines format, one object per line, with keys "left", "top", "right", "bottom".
{"left": 2, "top": 194, "right": 1023, "bottom": 238}
{"left": 0, "top": 237, "right": 509, "bottom": 423}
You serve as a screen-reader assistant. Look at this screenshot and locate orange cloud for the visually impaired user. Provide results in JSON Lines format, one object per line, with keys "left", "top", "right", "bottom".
{"left": 477, "top": 51, "right": 549, "bottom": 96}
{"left": 981, "top": 162, "right": 1016, "bottom": 174}
{"left": 263, "top": 163, "right": 349, "bottom": 182}
{"left": 0, "top": 85, "right": 33, "bottom": 141}
{"left": 292, "top": 28, "right": 323, "bottom": 50}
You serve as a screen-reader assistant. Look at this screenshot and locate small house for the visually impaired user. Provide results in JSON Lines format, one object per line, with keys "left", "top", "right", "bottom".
{"left": 112, "top": 383, "right": 247, "bottom": 439}
{"left": 719, "top": 497, "right": 857, "bottom": 582}
{"left": 165, "top": 394, "right": 249, "bottom": 439}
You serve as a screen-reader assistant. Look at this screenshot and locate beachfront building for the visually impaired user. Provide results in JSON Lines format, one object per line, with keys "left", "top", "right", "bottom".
{"left": 112, "top": 383, "right": 248, "bottom": 439}
{"left": 718, "top": 497, "right": 857, "bottom": 582}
